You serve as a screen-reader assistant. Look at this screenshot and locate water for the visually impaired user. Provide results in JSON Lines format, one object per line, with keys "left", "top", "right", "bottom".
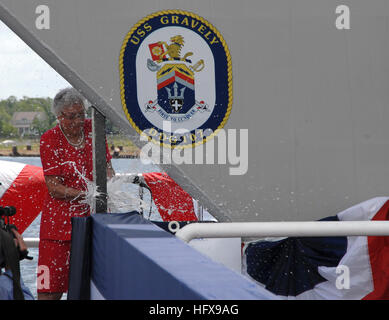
{"left": 0, "top": 156, "right": 161, "bottom": 299}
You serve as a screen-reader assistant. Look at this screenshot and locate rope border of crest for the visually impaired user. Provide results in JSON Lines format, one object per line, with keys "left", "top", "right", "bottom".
{"left": 119, "top": 9, "right": 233, "bottom": 150}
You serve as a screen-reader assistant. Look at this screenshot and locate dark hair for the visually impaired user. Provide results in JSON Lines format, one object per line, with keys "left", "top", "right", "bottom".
{"left": 0, "top": 229, "right": 24, "bottom": 300}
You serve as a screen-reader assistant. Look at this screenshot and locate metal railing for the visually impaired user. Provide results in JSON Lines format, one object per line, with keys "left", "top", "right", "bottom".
{"left": 23, "top": 238, "right": 40, "bottom": 248}
{"left": 24, "top": 221, "right": 389, "bottom": 247}
{"left": 174, "top": 221, "right": 389, "bottom": 243}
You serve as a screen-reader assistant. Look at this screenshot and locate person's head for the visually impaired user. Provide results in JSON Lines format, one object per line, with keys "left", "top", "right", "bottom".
{"left": 0, "top": 228, "right": 25, "bottom": 270}
{"left": 0, "top": 228, "right": 24, "bottom": 299}
{"left": 53, "top": 88, "right": 86, "bottom": 133}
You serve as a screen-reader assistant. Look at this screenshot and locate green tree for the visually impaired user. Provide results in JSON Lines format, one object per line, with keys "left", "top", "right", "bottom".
{"left": 31, "top": 116, "right": 51, "bottom": 136}
{"left": 0, "top": 107, "right": 17, "bottom": 137}
{"left": 0, "top": 96, "right": 55, "bottom": 137}
{"left": 0, "top": 121, "right": 18, "bottom": 138}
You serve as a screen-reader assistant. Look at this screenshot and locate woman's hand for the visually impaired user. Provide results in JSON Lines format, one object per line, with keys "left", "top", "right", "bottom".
{"left": 44, "top": 175, "right": 86, "bottom": 200}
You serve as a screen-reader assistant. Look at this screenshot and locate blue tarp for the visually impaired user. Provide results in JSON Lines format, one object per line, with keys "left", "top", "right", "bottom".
{"left": 88, "top": 212, "right": 275, "bottom": 300}
{"left": 68, "top": 216, "right": 92, "bottom": 300}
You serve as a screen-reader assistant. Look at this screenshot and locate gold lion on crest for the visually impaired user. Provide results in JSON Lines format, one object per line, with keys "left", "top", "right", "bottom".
{"left": 158, "top": 35, "right": 193, "bottom": 62}
{"left": 148, "top": 35, "right": 204, "bottom": 72}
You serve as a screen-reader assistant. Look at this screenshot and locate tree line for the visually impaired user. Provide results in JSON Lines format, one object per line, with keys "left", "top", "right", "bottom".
{"left": 0, "top": 96, "right": 119, "bottom": 138}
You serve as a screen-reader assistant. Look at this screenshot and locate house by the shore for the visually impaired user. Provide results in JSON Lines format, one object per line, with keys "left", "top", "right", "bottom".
{"left": 11, "top": 111, "right": 47, "bottom": 136}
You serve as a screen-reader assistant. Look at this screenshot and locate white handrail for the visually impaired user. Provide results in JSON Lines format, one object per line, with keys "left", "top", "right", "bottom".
{"left": 174, "top": 221, "right": 389, "bottom": 243}
{"left": 23, "top": 221, "right": 389, "bottom": 246}
{"left": 23, "top": 237, "right": 40, "bottom": 248}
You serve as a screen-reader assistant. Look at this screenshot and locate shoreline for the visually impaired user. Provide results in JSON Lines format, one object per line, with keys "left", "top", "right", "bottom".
{"left": 0, "top": 135, "right": 140, "bottom": 159}
{"left": 0, "top": 152, "right": 139, "bottom": 159}
{"left": 0, "top": 143, "right": 140, "bottom": 159}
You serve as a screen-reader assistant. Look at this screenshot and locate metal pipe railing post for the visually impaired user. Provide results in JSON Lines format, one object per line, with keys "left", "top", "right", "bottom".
{"left": 174, "top": 221, "right": 389, "bottom": 243}
{"left": 23, "top": 221, "right": 389, "bottom": 247}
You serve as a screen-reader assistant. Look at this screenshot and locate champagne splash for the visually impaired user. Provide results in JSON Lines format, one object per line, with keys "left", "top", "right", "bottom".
{"left": 106, "top": 176, "right": 151, "bottom": 214}
{"left": 44, "top": 161, "right": 152, "bottom": 215}
{"left": 79, "top": 174, "right": 152, "bottom": 215}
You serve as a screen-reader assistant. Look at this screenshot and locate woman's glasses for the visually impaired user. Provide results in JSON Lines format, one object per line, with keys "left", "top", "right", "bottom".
{"left": 60, "top": 112, "right": 86, "bottom": 120}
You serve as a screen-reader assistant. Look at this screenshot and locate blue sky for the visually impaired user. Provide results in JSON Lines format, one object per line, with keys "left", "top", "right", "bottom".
{"left": 0, "top": 20, "right": 70, "bottom": 100}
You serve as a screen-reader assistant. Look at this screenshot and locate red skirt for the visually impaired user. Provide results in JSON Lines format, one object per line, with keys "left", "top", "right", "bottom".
{"left": 37, "top": 239, "right": 71, "bottom": 293}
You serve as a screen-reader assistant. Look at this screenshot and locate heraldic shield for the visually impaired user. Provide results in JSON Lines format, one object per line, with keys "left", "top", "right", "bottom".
{"left": 157, "top": 64, "right": 195, "bottom": 114}
{"left": 120, "top": 10, "right": 232, "bottom": 148}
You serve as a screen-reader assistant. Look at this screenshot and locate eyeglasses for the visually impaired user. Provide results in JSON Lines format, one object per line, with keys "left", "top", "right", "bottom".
{"left": 60, "top": 112, "right": 86, "bottom": 120}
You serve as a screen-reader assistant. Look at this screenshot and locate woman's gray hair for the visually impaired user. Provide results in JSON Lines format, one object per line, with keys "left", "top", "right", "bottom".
{"left": 52, "top": 87, "right": 86, "bottom": 116}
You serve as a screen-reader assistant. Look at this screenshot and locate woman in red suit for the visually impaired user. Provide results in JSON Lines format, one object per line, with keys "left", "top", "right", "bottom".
{"left": 38, "top": 88, "right": 114, "bottom": 300}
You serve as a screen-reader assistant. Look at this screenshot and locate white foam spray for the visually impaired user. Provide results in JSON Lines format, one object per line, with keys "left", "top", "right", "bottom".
{"left": 44, "top": 161, "right": 152, "bottom": 216}
{"left": 106, "top": 175, "right": 151, "bottom": 214}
